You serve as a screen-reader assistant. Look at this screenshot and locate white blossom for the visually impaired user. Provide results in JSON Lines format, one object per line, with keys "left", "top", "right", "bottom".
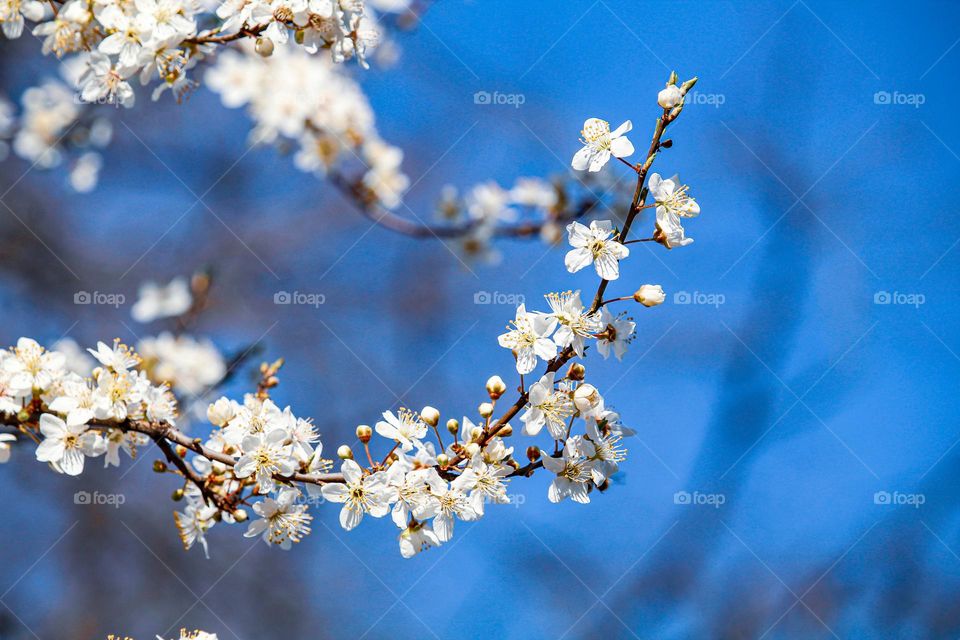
{"left": 571, "top": 118, "right": 634, "bottom": 172}
{"left": 497, "top": 304, "right": 558, "bottom": 375}
{"left": 564, "top": 220, "right": 630, "bottom": 281}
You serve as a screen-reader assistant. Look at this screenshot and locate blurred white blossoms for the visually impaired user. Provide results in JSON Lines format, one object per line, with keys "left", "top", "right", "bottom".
{"left": 565, "top": 220, "right": 630, "bottom": 280}
{"left": 571, "top": 118, "right": 634, "bottom": 172}
{"left": 132, "top": 277, "right": 193, "bottom": 323}
{"left": 138, "top": 333, "right": 225, "bottom": 397}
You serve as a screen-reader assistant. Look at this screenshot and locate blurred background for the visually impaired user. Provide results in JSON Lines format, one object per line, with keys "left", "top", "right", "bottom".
{"left": 1, "top": 0, "right": 959, "bottom": 638}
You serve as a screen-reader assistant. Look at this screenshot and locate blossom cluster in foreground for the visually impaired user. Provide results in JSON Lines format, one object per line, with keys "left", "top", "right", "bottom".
{"left": 0, "top": 72, "right": 702, "bottom": 559}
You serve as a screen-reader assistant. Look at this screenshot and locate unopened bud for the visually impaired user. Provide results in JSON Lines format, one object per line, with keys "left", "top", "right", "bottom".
{"left": 479, "top": 402, "right": 494, "bottom": 418}
{"left": 446, "top": 418, "right": 460, "bottom": 435}
{"left": 574, "top": 383, "right": 603, "bottom": 415}
{"left": 436, "top": 453, "right": 450, "bottom": 467}
{"left": 153, "top": 460, "right": 167, "bottom": 473}
{"left": 356, "top": 425, "right": 372, "bottom": 444}
{"left": 420, "top": 406, "right": 440, "bottom": 427}
{"left": 255, "top": 37, "right": 274, "bottom": 57}
{"left": 658, "top": 84, "right": 683, "bottom": 109}
{"left": 171, "top": 488, "right": 184, "bottom": 501}
{"left": 337, "top": 445, "right": 354, "bottom": 460}
{"left": 660, "top": 138, "right": 673, "bottom": 149}
{"left": 567, "top": 362, "right": 585, "bottom": 381}
{"left": 175, "top": 445, "right": 187, "bottom": 458}
{"left": 233, "top": 509, "right": 248, "bottom": 523}
{"left": 498, "top": 424, "right": 513, "bottom": 437}
{"left": 633, "top": 284, "right": 666, "bottom": 307}
{"left": 485, "top": 375, "right": 506, "bottom": 400}
{"left": 527, "top": 446, "right": 541, "bottom": 462}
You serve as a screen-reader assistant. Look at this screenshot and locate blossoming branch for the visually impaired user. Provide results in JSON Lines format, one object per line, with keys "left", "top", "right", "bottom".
{"left": 0, "top": 72, "right": 701, "bottom": 558}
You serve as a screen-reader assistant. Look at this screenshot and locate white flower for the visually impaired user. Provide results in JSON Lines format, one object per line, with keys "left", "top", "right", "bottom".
{"left": 386, "top": 464, "right": 436, "bottom": 528}
{"left": 571, "top": 118, "right": 634, "bottom": 172}
{"left": 174, "top": 500, "right": 218, "bottom": 557}
{"left": 138, "top": 333, "right": 225, "bottom": 396}
{"left": 424, "top": 469, "right": 478, "bottom": 542}
{"left": 320, "top": 459, "right": 392, "bottom": 531}
{"left": 79, "top": 53, "right": 135, "bottom": 109}
{"left": 540, "top": 439, "right": 592, "bottom": 504}
{"left": 649, "top": 173, "right": 699, "bottom": 249}
{"left": 510, "top": 177, "right": 557, "bottom": 210}
{"left": 88, "top": 340, "right": 139, "bottom": 372}
{"left": 0, "top": 0, "right": 43, "bottom": 39}
{"left": 466, "top": 181, "right": 516, "bottom": 225}
{"left": 375, "top": 408, "right": 427, "bottom": 452}
{"left": 133, "top": 0, "right": 195, "bottom": 43}
{"left": 131, "top": 277, "right": 193, "bottom": 323}
{"left": 634, "top": 284, "right": 665, "bottom": 308}
{"left": 96, "top": 5, "right": 143, "bottom": 68}
{"left": 581, "top": 420, "right": 626, "bottom": 484}
{"left": 564, "top": 220, "right": 630, "bottom": 281}
{"left": 451, "top": 456, "right": 511, "bottom": 516}
{"left": 0, "top": 433, "right": 16, "bottom": 463}
{"left": 596, "top": 307, "right": 635, "bottom": 361}
{"left": 520, "top": 372, "right": 573, "bottom": 439}
{"left": 4, "top": 337, "right": 65, "bottom": 393}
{"left": 497, "top": 304, "right": 558, "bottom": 375}
{"left": 143, "top": 384, "right": 177, "bottom": 425}
{"left": 48, "top": 372, "right": 97, "bottom": 426}
{"left": 545, "top": 290, "right": 602, "bottom": 357}
{"left": 244, "top": 488, "right": 313, "bottom": 550}
{"left": 103, "top": 428, "right": 150, "bottom": 467}
{"left": 234, "top": 429, "right": 297, "bottom": 493}
{"left": 657, "top": 84, "right": 683, "bottom": 109}
{"left": 362, "top": 140, "right": 409, "bottom": 209}
{"left": 398, "top": 520, "right": 440, "bottom": 558}
{"left": 573, "top": 383, "right": 604, "bottom": 418}
{"left": 35, "top": 413, "right": 105, "bottom": 476}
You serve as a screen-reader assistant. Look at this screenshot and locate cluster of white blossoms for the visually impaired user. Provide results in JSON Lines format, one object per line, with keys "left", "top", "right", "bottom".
{"left": 0, "top": 58, "right": 114, "bottom": 190}
{"left": 0, "top": 0, "right": 405, "bottom": 108}
{"left": 0, "top": 73, "right": 703, "bottom": 561}
{"left": 205, "top": 41, "right": 409, "bottom": 210}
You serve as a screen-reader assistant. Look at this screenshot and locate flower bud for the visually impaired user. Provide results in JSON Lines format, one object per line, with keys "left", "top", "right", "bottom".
{"left": 526, "top": 446, "right": 541, "bottom": 462}
{"left": 498, "top": 424, "right": 513, "bottom": 437}
{"left": 567, "top": 362, "right": 585, "bottom": 381}
{"left": 446, "top": 418, "right": 460, "bottom": 435}
{"left": 436, "top": 453, "right": 450, "bottom": 468}
{"left": 171, "top": 488, "right": 184, "bottom": 501}
{"left": 337, "top": 445, "right": 354, "bottom": 460}
{"left": 420, "top": 406, "right": 440, "bottom": 427}
{"left": 153, "top": 460, "right": 167, "bottom": 473}
{"left": 573, "top": 383, "right": 602, "bottom": 415}
{"left": 633, "top": 284, "right": 665, "bottom": 307}
{"left": 485, "top": 375, "right": 507, "bottom": 400}
{"left": 479, "top": 402, "right": 494, "bottom": 418}
{"left": 658, "top": 84, "right": 683, "bottom": 109}
{"left": 233, "top": 509, "right": 248, "bottom": 522}
{"left": 255, "top": 37, "right": 274, "bottom": 57}
{"left": 207, "top": 397, "right": 235, "bottom": 427}
{"left": 356, "top": 425, "right": 372, "bottom": 444}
